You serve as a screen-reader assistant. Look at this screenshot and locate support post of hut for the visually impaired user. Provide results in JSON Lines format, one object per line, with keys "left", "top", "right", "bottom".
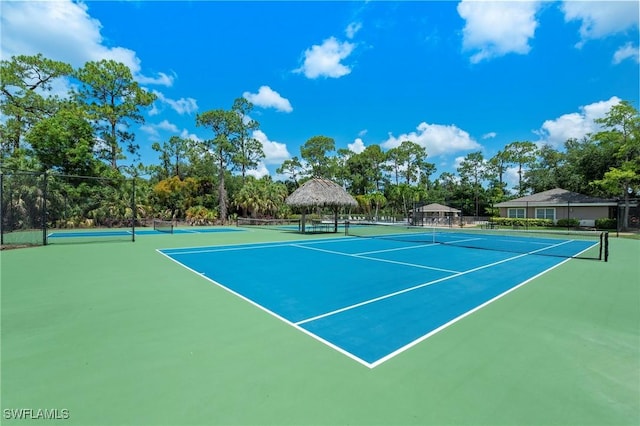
{"left": 301, "top": 210, "right": 306, "bottom": 233}
{"left": 333, "top": 208, "right": 338, "bottom": 233}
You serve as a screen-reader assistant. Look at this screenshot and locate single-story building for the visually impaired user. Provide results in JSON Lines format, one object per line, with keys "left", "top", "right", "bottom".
{"left": 411, "top": 203, "right": 461, "bottom": 226}
{"left": 414, "top": 203, "right": 461, "bottom": 217}
{"left": 495, "top": 188, "right": 617, "bottom": 227}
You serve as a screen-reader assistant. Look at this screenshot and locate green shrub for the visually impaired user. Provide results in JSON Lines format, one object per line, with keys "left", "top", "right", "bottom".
{"left": 595, "top": 218, "right": 617, "bottom": 230}
{"left": 490, "top": 217, "right": 552, "bottom": 227}
{"left": 555, "top": 218, "right": 581, "bottom": 228}
{"left": 186, "top": 205, "right": 218, "bottom": 225}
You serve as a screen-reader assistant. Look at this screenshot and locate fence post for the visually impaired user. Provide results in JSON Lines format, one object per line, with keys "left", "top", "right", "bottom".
{"left": 0, "top": 170, "right": 3, "bottom": 246}
{"left": 42, "top": 170, "right": 48, "bottom": 245}
{"left": 131, "top": 176, "right": 136, "bottom": 242}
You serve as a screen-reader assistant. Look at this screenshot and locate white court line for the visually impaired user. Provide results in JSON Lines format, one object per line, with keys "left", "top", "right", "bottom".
{"left": 158, "top": 235, "right": 356, "bottom": 255}
{"left": 295, "top": 239, "right": 576, "bottom": 328}
{"left": 162, "top": 241, "right": 302, "bottom": 255}
{"left": 356, "top": 243, "right": 439, "bottom": 256}
{"left": 291, "top": 243, "right": 461, "bottom": 274}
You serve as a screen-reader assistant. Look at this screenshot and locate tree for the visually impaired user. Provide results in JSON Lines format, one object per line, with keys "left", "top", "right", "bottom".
{"left": 230, "top": 98, "right": 263, "bottom": 183}
{"left": 196, "top": 109, "right": 236, "bottom": 223}
{"left": 345, "top": 145, "right": 387, "bottom": 195}
{"left": 524, "top": 144, "right": 566, "bottom": 194}
{"left": 300, "top": 135, "right": 335, "bottom": 178}
{"left": 367, "top": 191, "right": 387, "bottom": 220}
{"left": 457, "top": 151, "right": 487, "bottom": 217}
{"left": 233, "top": 176, "right": 288, "bottom": 218}
{"left": 151, "top": 136, "right": 190, "bottom": 180}
{"left": 387, "top": 141, "right": 432, "bottom": 185}
{"left": 594, "top": 165, "right": 639, "bottom": 230}
{"left": 487, "top": 150, "right": 509, "bottom": 198}
{"left": 0, "top": 54, "right": 73, "bottom": 156}
{"left": 593, "top": 100, "right": 640, "bottom": 230}
{"left": 233, "top": 177, "right": 262, "bottom": 217}
{"left": 26, "top": 103, "right": 101, "bottom": 175}
{"left": 503, "top": 141, "right": 538, "bottom": 195}
{"left": 276, "top": 156, "right": 304, "bottom": 188}
{"left": 152, "top": 176, "right": 198, "bottom": 220}
{"left": 563, "top": 137, "right": 616, "bottom": 194}
{"left": 73, "top": 59, "right": 156, "bottom": 169}
{"left": 334, "top": 148, "right": 354, "bottom": 189}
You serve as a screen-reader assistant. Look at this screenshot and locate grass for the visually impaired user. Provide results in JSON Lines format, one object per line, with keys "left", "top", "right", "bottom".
{"left": 1, "top": 228, "right": 639, "bottom": 425}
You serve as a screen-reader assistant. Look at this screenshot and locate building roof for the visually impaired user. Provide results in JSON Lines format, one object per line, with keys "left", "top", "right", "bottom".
{"left": 495, "top": 188, "right": 617, "bottom": 207}
{"left": 414, "top": 203, "right": 461, "bottom": 213}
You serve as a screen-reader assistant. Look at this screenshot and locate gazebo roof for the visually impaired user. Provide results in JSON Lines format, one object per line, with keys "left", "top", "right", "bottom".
{"left": 285, "top": 177, "right": 357, "bottom": 209}
{"left": 414, "top": 203, "right": 461, "bottom": 213}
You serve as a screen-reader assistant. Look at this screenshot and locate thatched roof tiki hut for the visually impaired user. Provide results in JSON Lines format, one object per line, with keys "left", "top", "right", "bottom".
{"left": 285, "top": 177, "right": 357, "bottom": 233}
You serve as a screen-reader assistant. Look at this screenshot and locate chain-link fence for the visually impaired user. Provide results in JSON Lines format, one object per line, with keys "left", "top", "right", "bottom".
{"left": 617, "top": 199, "right": 639, "bottom": 232}
{"left": 0, "top": 170, "right": 47, "bottom": 246}
{"left": 1, "top": 169, "right": 136, "bottom": 247}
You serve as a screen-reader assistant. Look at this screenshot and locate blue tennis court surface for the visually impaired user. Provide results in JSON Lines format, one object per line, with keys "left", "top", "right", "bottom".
{"left": 159, "top": 234, "right": 599, "bottom": 368}
{"left": 47, "top": 227, "right": 244, "bottom": 239}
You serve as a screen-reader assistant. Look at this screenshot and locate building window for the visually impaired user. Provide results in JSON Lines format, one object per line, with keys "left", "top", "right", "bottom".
{"left": 535, "top": 208, "right": 555, "bottom": 220}
{"left": 508, "top": 208, "right": 525, "bottom": 218}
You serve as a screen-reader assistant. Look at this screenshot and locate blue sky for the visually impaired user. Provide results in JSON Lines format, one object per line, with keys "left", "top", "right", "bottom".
{"left": 1, "top": 1, "right": 639, "bottom": 184}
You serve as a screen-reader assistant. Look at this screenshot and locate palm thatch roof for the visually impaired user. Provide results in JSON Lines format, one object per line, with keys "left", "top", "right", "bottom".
{"left": 286, "top": 177, "right": 357, "bottom": 208}
{"left": 285, "top": 178, "right": 357, "bottom": 233}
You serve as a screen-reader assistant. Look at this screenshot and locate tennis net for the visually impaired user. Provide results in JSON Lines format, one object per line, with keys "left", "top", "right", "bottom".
{"left": 153, "top": 219, "right": 174, "bottom": 234}
{"left": 236, "top": 217, "right": 301, "bottom": 232}
{"left": 345, "top": 222, "right": 608, "bottom": 261}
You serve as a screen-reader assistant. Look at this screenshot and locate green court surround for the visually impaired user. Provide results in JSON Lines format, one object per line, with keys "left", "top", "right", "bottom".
{"left": 1, "top": 228, "right": 638, "bottom": 425}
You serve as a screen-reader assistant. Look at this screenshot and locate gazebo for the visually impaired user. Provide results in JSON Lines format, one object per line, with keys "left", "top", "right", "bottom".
{"left": 285, "top": 177, "right": 357, "bottom": 233}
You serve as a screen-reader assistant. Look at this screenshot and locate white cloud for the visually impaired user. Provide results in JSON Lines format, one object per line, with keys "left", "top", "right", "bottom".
{"left": 536, "top": 96, "right": 622, "bottom": 147}
{"left": 156, "top": 120, "right": 179, "bottom": 133}
{"left": 358, "top": 129, "right": 368, "bottom": 137}
{"left": 139, "top": 125, "right": 159, "bottom": 138}
{"left": 252, "top": 130, "right": 291, "bottom": 165}
{"left": 482, "top": 132, "right": 497, "bottom": 139}
{"left": 138, "top": 72, "right": 176, "bottom": 87}
{"left": 561, "top": 1, "right": 639, "bottom": 47}
{"left": 139, "top": 120, "right": 180, "bottom": 137}
{"left": 613, "top": 42, "right": 640, "bottom": 64}
{"left": 152, "top": 90, "right": 198, "bottom": 115}
{"left": 348, "top": 138, "right": 366, "bottom": 154}
{"left": 248, "top": 130, "right": 291, "bottom": 178}
{"left": 246, "top": 163, "right": 270, "bottom": 179}
{"left": 457, "top": 0, "right": 542, "bottom": 63}
{"left": 346, "top": 22, "right": 363, "bottom": 39}
{"left": 180, "top": 129, "right": 202, "bottom": 143}
{"left": 0, "top": 0, "right": 173, "bottom": 86}
{"left": 243, "top": 86, "right": 293, "bottom": 113}
{"left": 381, "top": 122, "right": 481, "bottom": 156}
{"left": 294, "top": 37, "right": 355, "bottom": 79}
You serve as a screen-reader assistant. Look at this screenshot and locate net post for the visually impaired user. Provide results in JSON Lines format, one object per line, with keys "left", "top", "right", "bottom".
{"left": 604, "top": 232, "right": 609, "bottom": 262}
{"left": 598, "top": 231, "right": 603, "bottom": 260}
{"left": 344, "top": 220, "right": 349, "bottom": 236}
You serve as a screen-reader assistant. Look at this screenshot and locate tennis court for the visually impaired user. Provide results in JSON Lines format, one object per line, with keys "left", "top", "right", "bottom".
{"left": 2, "top": 225, "right": 638, "bottom": 425}
{"left": 46, "top": 226, "right": 243, "bottom": 243}
{"left": 159, "top": 227, "right": 604, "bottom": 367}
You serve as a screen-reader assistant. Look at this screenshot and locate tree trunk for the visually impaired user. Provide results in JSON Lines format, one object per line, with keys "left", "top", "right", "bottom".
{"left": 218, "top": 169, "right": 227, "bottom": 224}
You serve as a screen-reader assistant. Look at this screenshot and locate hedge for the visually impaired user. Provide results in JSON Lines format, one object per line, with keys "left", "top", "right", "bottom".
{"left": 489, "top": 217, "right": 553, "bottom": 227}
